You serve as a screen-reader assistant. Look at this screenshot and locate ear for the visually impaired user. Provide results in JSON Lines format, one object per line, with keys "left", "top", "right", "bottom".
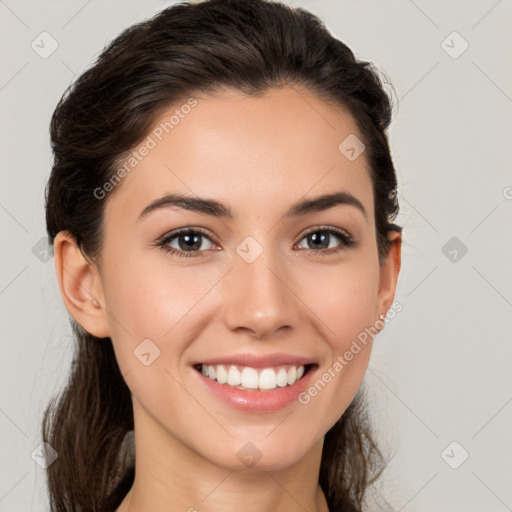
{"left": 374, "top": 230, "right": 402, "bottom": 327}
{"left": 53, "top": 231, "right": 110, "bottom": 338}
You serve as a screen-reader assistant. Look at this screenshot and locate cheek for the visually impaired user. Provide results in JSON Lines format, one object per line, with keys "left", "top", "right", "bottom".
{"left": 298, "top": 254, "right": 380, "bottom": 347}
{"left": 100, "top": 260, "right": 210, "bottom": 421}
{"left": 101, "top": 253, "right": 222, "bottom": 368}
{"left": 292, "top": 254, "right": 380, "bottom": 422}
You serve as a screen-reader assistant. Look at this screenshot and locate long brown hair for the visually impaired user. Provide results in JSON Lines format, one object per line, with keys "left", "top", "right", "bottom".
{"left": 43, "top": 1, "right": 401, "bottom": 510}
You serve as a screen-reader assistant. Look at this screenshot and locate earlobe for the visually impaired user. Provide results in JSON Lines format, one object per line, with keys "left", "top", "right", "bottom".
{"left": 375, "top": 231, "right": 402, "bottom": 325}
{"left": 53, "top": 231, "right": 110, "bottom": 338}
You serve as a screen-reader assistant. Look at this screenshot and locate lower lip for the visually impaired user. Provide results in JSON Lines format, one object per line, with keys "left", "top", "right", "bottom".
{"left": 194, "top": 366, "right": 317, "bottom": 413}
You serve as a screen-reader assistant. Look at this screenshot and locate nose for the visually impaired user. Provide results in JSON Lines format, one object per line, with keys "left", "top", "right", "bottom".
{"left": 221, "top": 246, "right": 300, "bottom": 340}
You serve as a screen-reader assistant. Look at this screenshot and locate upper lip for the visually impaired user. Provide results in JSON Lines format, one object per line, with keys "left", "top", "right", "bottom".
{"left": 194, "top": 353, "right": 317, "bottom": 368}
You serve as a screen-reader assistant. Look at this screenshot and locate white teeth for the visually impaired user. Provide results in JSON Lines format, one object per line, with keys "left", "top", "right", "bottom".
{"left": 227, "top": 365, "right": 242, "bottom": 386}
{"left": 241, "top": 367, "right": 259, "bottom": 389}
{"left": 287, "top": 366, "right": 296, "bottom": 385}
{"left": 259, "top": 368, "right": 277, "bottom": 390}
{"left": 216, "top": 365, "right": 228, "bottom": 384}
{"left": 276, "top": 368, "right": 288, "bottom": 387}
{"left": 200, "top": 363, "right": 307, "bottom": 390}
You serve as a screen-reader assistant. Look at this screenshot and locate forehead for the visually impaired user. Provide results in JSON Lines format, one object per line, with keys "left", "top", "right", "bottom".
{"left": 106, "top": 86, "right": 374, "bottom": 222}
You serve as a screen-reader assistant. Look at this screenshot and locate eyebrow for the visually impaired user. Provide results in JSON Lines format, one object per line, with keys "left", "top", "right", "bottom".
{"left": 138, "top": 191, "right": 367, "bottom": 222}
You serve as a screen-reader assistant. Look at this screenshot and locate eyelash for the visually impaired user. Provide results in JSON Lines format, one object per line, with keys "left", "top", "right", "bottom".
{"left": 155, "top": 225, "right": 356, "bottom": 259}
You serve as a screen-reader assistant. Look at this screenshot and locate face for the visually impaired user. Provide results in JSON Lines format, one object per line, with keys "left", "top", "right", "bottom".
{"left": 87, "top": 86, "right": 399, "bottom": 471}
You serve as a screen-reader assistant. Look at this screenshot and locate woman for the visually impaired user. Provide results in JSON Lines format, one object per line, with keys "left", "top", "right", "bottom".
{"left": 42, "top": 0, "right": 402, "bottom": 510}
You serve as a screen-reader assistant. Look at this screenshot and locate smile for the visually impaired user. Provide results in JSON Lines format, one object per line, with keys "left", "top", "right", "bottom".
{"left": 198, "top": 363, "right": 307, "bottom": 391}
{"left": 194, "top": 362, "right": 318, "bottom": 412}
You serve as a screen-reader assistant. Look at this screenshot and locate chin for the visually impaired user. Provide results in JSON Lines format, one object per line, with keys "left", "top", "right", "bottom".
{"left": 199, "top": 434, "right": 318, "bottom": 473}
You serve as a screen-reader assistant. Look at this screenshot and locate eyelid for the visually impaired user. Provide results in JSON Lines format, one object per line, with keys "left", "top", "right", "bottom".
{"left": 298, "top": 224, "right": 353, "bottom": 240}
{"left": 156, "top": 226, "right": 219, "bottom": 246}
{"left": 157, "top": 225, "right": 354, "bottom": 248}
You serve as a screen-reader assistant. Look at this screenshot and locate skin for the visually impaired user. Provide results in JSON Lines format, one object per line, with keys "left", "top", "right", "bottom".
{"left": 54, "top": 85, "right": 401, "bottom": 512}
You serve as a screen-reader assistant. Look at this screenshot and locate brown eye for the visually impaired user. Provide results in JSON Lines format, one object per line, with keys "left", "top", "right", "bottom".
{"left": 296, "top": 227, "right": 355, "bottom": 254}
{"left": 158, "top": 228, "right": 215, "bottom": 258}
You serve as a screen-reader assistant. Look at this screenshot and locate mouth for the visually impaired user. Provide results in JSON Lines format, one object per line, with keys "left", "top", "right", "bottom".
{"left": 193, "top": 363, "right": 316, "bottom": 392}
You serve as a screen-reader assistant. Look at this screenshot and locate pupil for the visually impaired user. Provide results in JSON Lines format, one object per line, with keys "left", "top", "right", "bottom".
{"left": 309, "top": 232, "right": 329, "bottom": 250}
{"left": 180, "top": 233, "right": 201, "bottom": 251}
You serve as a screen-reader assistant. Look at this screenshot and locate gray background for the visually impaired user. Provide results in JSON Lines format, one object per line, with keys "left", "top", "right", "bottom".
{"left": 1, "top": 0, "right": 511, "bottom": 510}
